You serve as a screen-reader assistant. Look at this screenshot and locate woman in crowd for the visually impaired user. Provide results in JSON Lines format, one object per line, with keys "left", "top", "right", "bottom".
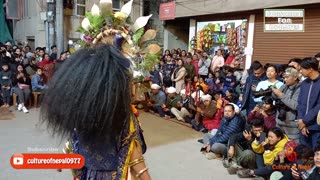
{"left": 12, "top": 65, "right": 31, "bottom": 113}
{"left": 180, "top": 50, "right": 188, "bottom": 63}
{"left": 254, "top": 64, "right": 284, "bottom": 104}
{"left": 248, "top": 96, "right": 277, "bottom": 131}
{"left": 237, "top": 127, "right": 289, "bottom": 179}
{"left": 38, "top": 53, "right": 54, "bottom": 83}
{"left": 171, "top": 59, "right": 187, "bottom": 93}
{"left": 210, "top": 49, "right": 225, "bottom": 73}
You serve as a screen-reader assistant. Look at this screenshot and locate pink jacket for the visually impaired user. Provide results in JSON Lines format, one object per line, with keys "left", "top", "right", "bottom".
{"left": 210, "top": 55, "right": 225, "bottom": 72}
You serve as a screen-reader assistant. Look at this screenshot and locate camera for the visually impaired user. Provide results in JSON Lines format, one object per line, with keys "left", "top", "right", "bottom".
{"left": 274, "top": 99, "right": 287, "bottom": 121}
{"left": 253, "top": 86, "right": 273, "bottom": 98}
{"left": 278, "top": 107, "right": 287, "bottom": 121}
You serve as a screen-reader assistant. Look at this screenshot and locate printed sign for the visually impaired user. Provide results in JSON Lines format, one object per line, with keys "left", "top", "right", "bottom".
{"left": 264, "top": 9, "right": 304, "bottom": 32}
{"left": 159, "top": 2, "right": 176, "bottom": 20}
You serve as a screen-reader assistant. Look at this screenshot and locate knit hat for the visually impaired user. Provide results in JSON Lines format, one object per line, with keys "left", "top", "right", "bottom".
{"left": 229, "top": 103, "right": 240, "bottom": 114}
{"left": 151, "top": 84, "right": 161, "bottom": 90}
{"left": 201, "top": 94, "right": 212, "bottom": 101}
{"left": 180, "top": 89, "right": 186, "bottom": 95}
{"left": 284, "top": 67, "right": 299, "bottom": 78}
{"left": 167, "top": 87, "right": 176, "bottom": 94}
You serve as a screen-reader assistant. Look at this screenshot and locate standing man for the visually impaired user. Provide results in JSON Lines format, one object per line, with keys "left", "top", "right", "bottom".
{"left": 240, "top": 61, "right": 266, "bottom": 115}
{"left": 50, "top": 45, "right": 58, "bottom": 61}
{"left": 198, "top": 51, "right": 211, "bottom": 80}
{"left": 297, "top": 57, "right": 320, "bottom": 149}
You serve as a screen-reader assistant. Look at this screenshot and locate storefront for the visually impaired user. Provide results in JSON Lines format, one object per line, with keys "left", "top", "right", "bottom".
{"left": 189, "top": 16, "right": 250, "bottom": 70}
{"left": 252, "top": 5, "right": 320, "bottom": 65}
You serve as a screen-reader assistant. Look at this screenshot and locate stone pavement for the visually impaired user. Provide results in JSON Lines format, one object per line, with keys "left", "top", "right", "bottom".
{"left": 0, "top": 109, "right": 241, "bottom": 180}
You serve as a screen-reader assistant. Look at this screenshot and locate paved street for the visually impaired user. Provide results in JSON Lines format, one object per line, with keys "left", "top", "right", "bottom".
{"left": 0, "top": 109, "right": 241, "bottom": 180}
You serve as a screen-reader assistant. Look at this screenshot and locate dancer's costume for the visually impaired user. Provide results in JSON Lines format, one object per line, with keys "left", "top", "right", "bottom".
{"left": 62, "top": 0, "right": 160, "bottom": 179}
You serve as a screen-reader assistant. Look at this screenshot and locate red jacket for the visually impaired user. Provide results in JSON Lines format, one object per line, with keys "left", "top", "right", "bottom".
{"left": 196, "top": 101, "right": 222, "bottom": 130}
{"left": 247, "top": 111, "right": 276, "bottom": 131}
{"left": 191, "top": 59, "right": 199, "bottom": 77}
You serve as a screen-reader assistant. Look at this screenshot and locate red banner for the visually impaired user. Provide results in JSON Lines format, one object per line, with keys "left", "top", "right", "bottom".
{"left": 10, "top": 153, "right": 85, "bottom": 169}
{"left": 159, "top": 2, "right": 176, "bottom": 20}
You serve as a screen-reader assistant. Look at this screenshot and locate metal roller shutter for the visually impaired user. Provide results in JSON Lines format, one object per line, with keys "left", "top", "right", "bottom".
{"left": 252, "top": 6, "right": 320, "bottom": 65}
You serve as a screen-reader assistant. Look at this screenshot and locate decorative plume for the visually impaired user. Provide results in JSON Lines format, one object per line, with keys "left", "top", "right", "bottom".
{"left": 81, "top": 18, "right": 91, "bottom": 31}
{"left": 132, "top": 14, "right": 152, "bottom": 32}
{"left": 120, "top": 0, "right": 133, "bottom": 15}
{"left": 91, "top": 4, "right": 100, "bottom": 16}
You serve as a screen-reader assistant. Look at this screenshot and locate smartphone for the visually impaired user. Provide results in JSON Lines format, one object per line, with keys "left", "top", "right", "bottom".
{"left": 259, "top": 132, "right": 266, "bottom": 144}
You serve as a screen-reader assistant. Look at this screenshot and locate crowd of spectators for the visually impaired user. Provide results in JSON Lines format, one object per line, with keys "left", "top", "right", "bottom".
{"left": 144, "top": 46, "right": 320, "bottom": 180}
{"left": 0, "top": 41, "right": 68, "bottom": 112}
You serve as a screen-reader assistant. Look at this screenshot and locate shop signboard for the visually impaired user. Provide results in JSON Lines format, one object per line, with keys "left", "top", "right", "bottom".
{"left": 264, "top": 9, "right": 304, "bottom": 32}
{"left": 159, "top": 2, "right": 176, "bottom": 20}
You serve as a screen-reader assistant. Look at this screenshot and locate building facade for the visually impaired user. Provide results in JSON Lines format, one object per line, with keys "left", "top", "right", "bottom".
{"left": 12, "top": 0, "right": 143, "bottom": 52}
{"left": 163, "top": 0, "right": 320, "bottom": 68}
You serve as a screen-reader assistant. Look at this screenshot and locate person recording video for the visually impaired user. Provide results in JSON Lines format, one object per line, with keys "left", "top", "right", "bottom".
{"left": 272, "top": 67, "right": 301, "bottom": 142}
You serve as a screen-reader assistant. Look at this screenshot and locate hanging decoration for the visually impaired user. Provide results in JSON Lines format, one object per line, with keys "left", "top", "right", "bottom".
{"left": 76, "top": 0, "right": 161, "bottom": 79}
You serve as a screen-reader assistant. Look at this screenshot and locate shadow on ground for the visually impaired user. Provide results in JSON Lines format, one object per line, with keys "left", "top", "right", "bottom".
{"left": 139, "top": 111, "right": 203, "bottom": 148}
{"left": 0, "top": 108, "right": 15, "bottom": 120}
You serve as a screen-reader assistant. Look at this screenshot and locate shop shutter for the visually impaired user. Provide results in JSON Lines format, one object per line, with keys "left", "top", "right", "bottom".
{"left": 252, "top": 7, "right": 320, "bottom": 65}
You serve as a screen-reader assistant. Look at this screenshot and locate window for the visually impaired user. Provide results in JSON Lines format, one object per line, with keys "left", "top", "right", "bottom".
{"left": 112, "top": 0, "right": 121, "bottom": 11}
{"left": 75, "top": 0, "right": 85, "bottom": 16}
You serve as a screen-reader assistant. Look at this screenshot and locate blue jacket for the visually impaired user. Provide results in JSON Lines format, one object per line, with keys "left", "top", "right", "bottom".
{"left": 297, "top": 75, "right": 320, "bottom": 131}
{"left": 209, "top": 114, "right": 245, "bottom": 145}
{"left": 241, "top": 73, "right": 267, "bottom": 110}
{"left": 31, "top": 74, "right": 47, "bottom": 91}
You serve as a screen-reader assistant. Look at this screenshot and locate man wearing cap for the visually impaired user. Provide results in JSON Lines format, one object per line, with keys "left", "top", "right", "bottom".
{"left": 170, "top": 89, "right": 196, "bottom": 122}
{"left": 144, "top": 84, "right": 166, "bottom": 117}
{"left": 191, "top": 94, "right": 219, "bottom": 133}
{"left": 162, "top": 87, "right": 182, "bottom": 120}
{"left": 272, "top": 67, "right": 301, "bottom": 142}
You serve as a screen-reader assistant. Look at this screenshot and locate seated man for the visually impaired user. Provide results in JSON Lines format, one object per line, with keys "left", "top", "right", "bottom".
{"left": 144, "top": 84, "right": 166, "bottom": 117}
{"left": 31, "top": 68, "right": 48, "bottom": 92}
{"left": 191, "top": 94, "right": 220, "bottom": 133}
{"left": 225, "top": 118, "right": 265, "bottom": 174}
{"left": 161, "top": 87, "right": 182, "bottom": 120}
{"left": 202, "top": 103, "right": 245, "bottom": 159}
{"left": 170, "top": 89, "right": 196, "bottom": 122}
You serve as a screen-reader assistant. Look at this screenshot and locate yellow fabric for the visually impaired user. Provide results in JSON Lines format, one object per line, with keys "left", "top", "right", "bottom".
{"left": 252, "top": 135, "right": 289, "bottom": 165}
{"left": 121, "top": 114, "right": 142, "bottom": 180}
{"left": 216, "top": 98, "right": 223, "bottom": 109}
{"left": 196, "top": 82, "right": 209, "bottom": 93}
{"left": 121, "top": 116, "right": 135, "bottom": 180}
{"left": 251, "top": 140, "right": 265, "bottom": 154}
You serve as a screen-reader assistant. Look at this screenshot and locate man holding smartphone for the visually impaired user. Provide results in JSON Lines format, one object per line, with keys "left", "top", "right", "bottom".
{"left": 224, "top": 118, "right": 265, "bottom": 174}
{"left": 240, "top": 61, "right": 266, "bottom": 115}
